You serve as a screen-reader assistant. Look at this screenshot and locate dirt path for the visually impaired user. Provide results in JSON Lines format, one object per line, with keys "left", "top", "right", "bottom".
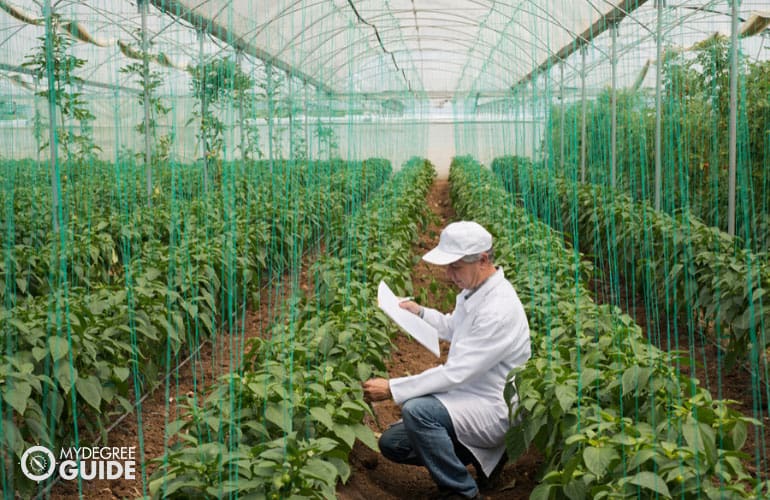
{"left": 337, "top": 179, "right": 541, "bottom": 500}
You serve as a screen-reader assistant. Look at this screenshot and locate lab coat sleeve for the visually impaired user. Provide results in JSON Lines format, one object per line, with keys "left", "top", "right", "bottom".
{"left": 421, "top": 307, "right": 454, "bottom": 341}
{"left": 390, "top": 308, "right": 522, "bottom": 404}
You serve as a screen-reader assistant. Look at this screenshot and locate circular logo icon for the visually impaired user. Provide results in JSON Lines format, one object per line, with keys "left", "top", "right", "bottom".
{"left": 20, "top": 445, "right": 56, "bottom": 482}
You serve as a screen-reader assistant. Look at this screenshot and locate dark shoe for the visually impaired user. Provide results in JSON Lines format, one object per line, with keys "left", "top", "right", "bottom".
{"left": 476, "top": 453, "right": 507, "bottom": 492}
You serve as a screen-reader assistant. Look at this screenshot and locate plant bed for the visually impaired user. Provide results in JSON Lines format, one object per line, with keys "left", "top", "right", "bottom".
{"left": 145, "top": 158, "right": 435, "bottom": 499}
{"left": 452, "top": 156, "right": 766, "bottom": 500}
{"left": 1, "top": 158, "right": 392, "bottom": 497}
{"left": 492, "top": 155, "right": 769, "bottom": 372}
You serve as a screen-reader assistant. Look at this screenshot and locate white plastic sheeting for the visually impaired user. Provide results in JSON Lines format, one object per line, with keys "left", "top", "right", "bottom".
{"left": 0, "top": 1, "right": 768, "bottom": 98}
{"left": 155, "top": 0, "right": 642, "bottom": 96}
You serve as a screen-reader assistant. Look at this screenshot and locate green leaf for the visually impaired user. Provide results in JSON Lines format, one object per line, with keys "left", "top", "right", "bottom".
{"left": 564, "top": 477, "right": 587, "bottom": 500}
{"left": 48, "top": 336, "right": 70, "bottom": 362}
{"left": 699, "top": 421, "right": 718, "bottom": 465}
{"left": 682, "top": 417, "right": 717, "bottom": 464}
{"left": 622, "top": 366, "right": 643, "bottom": 396}
{"left": 625, "top": 471, "right": 671, "bottom": 498}
{"left": 332, "top": 423, "right": 355, "bottom": 449}
{"left": 220, "top": 479, "right": 263, "bottom": 494}
{"left": 3, "top": 381, "right": 31, "bottom": 415}
{"left": 265, "top": 403, "right": 291, "bottom": 432}
{"left": 530, "top": 483, "right": 554, "bottom": 500}
{"left": 682, "top": 420, "right": 700, "bottom": 452}
{"left": 729, "top": 420, "right": 747, "bottom": 450}
{"left": 8, "top": 318, "right": 29, "bottom": 334}
{"left": 609, "top": 432, "right": 636, "bottom": 446}
{"left": 302, "top": 458, "right": 338, "bottom": 484}
{"left": 353, "top": 423, "right": 379, "bottom": 451}
{"left": 32, "top": 346, "right": 47, "bottom": 362}
{"left": 506, "top": 425, "right": 528, "bottom": 461}
{"left": 309, "top": 406, "right": 334, "bottom": 430}
{"left": 356, "top": 362, "right": 372, "bottom": 381}
{"left": 328, "top": 456, "right": 351, "bottom": 483}
{"left": 627, "top": 449, "right": 656, "bottom": 470}
{"left": 113, "top": 366, "right": 130, "bottom": 382}
{"left": 578, "top": 368, "right": 601, "bottom": 388}
{"left": 2, "top": 418, "right": 23, "bottom": 456}
{"left": 583, "top": 446, "right": 617, "bottom": 478}
{"left": 318, "top": 333, "right": 335, "bottom": 356}
{"left": 54, "top": 363, "right": 77, "bottom": 394}
{"left": 76, "top": 375, "right": 102, "bottom": 411}
{"left": 555, "top": 384, "right": 576, "bottom": 413}
{"left": 165, "top": 419, "right": 187, "bottom": 438}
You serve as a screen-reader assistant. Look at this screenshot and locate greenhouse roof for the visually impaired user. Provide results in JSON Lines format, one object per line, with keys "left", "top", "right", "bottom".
{"left": 0, "top": 0, "right": 768, "bottom": 100}
{"left": 151, "top": 0, "right": 646, "bottom": 97}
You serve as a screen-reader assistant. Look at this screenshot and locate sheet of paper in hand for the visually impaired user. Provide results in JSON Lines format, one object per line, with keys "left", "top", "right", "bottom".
{"left": 377, "top": 281, "right": 440, "bottom": 357}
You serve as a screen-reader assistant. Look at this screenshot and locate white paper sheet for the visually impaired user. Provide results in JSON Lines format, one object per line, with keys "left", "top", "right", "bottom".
{"left": 377, "top": 281, "right": 440, "bottom": 357}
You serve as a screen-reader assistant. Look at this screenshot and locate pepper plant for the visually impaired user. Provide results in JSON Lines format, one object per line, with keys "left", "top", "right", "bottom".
{"left": 451, "top": 156, "right": 766, "bottom": 500}
{"left": 148, "top": 158, "right": 434, "bottom": 498}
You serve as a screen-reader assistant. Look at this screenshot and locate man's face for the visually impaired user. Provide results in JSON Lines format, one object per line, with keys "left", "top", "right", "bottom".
{"left": 446, "top": 258, "right": 481, "bottom": 289}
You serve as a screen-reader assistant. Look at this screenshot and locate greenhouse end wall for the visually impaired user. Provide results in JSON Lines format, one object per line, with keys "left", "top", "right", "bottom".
{"left": 0, "top": 95, "right": 542, "bottom": 173}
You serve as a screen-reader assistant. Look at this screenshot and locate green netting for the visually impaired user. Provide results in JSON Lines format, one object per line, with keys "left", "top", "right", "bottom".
{"left": 0, "top": 0, "right": 768, "bottom": 499}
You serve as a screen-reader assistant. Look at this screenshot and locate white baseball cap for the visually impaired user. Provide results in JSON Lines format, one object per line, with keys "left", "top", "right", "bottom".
{"left": 422, "top": 221, "right": 493, "bottom": 265}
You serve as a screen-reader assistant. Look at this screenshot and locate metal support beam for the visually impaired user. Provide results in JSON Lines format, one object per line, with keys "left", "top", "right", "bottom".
{"left": 303, "top": 81, "right": 310, "bottom": 159}
{"left": 728, "top": 0, "right": 739, "bottom": 236}
{"left": 148, "top": 0, "right": 334, "bottom": 96}
{"left": 43, "top": 0, "right": 59, "bottom": 233}
{"left": 580, "top": 45, "right": 587, "bottom": 183}
{"left": 559, "top": 62, "right": 565, "bottom": 168}
{"left": 236, "top": 51, "right": 247, "bottom": 161}
{"left": 198, "top": 30, "right": 208, "bottom": 193}
{"left": 266, "top": 62, "right": 275, "bottom": 172}
{"left": 288, "top": 71, "right": 294, "bottom": 160}
{"left": 140, "top": 0, "right": 153, "bottom": 207}
{"left": 0, "top": 63, "right": 140, "bottom": 93}
{"left": 516, "top": 0, "right": 649, "bottom": 89}
{"left": 654, "top": 0, "right": 663, "bottom": 211}
{"left": 610, "top": 21, "right": 618, "bottom": 189}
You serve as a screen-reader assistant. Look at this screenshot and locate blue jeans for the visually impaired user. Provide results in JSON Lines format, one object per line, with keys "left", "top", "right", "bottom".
{"left": 379, "top": 395, "right": 479, "bottom": 497}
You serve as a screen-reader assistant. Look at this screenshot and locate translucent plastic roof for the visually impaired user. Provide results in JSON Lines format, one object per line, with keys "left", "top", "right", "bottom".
{"left": 158, "top": 0, "right": 643, "bottom": 97}
{"left": 0, "top": 0, "right": 768, "bottom": 100}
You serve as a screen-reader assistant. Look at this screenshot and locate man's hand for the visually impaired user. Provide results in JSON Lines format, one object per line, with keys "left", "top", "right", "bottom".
{"left": 399, "top": 300, "right": 422, "bottom": 316}
{"left": 363, "top": 378, "right": 392, "bottom": 402}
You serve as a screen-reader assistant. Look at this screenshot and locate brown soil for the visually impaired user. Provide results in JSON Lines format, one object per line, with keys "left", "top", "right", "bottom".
{"left": 337, "top": 179, "right": 542, "bottom": 500}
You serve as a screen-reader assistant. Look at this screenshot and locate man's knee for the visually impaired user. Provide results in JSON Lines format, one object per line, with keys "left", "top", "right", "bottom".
{"left": 378, "top": 426, "right": 400, "bottom": 461}
{"left": 400, "top": 398, "right": 420, "bottom": 422}
{"left": 378, "top": 423, "right": 417, "bottom": 464}
{"left": 401, "top": 396, "right": 446, "bottom": 429}
{"left": 401, "top": 396, "right": 430, "bottom": 422}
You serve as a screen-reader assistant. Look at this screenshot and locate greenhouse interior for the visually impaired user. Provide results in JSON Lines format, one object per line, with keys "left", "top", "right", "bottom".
{"left": 1, "top": 0, "right": 769, "bottom": 498}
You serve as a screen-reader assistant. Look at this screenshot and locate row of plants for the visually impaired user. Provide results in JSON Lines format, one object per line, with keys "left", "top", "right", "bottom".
{"left": 450, "top": 155, "right": 766, "bottom": 499}
{"left": 17, "top": 4, "right": 343, "bottom": 219}
{"left": 0, "top": 158, "right": 392, "bottom": 302}
{"left": 147, "top": 157, "right": 435, "bottom": 499}
{"left": 492, "top": 155, "right": 769, "bottom": 367}
{"left": 0, "top": 158, "right": 392, "bottom": 496}
{"left": 545, "top": 36, "right": 770, "bottom": 253}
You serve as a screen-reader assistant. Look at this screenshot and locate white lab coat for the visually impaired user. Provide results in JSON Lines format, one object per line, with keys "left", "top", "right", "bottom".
{"left": 389, "top": 268, "right": 531, "bottom": 476}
